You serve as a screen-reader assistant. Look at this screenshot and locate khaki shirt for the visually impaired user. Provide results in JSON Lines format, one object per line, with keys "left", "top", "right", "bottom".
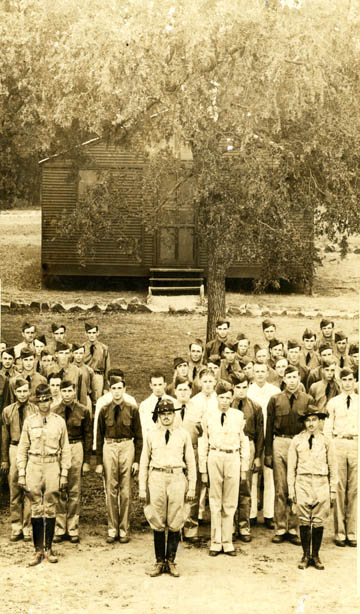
{"left": 324, "top": 392, "right": 359, "bottom": 438}
{"left": 287, "top": 430, "right": 338, "bottom": 498}
{"left": 199, "top": 406, "right": 250, "bottom": 474}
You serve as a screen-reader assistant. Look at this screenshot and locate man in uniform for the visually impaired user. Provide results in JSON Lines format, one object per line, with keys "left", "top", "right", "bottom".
{"left": 299, "top": 329, "right": 320, "bottom": 371}
{"left": 286, "top": 340, "right": 309, "bottom": 387}
{"left": 39, "top": 350, "right": 56, "bottom": 378}
{"left": 53, "top": 342, "right": 87, "bottom": 406}
{"left": 14, "top": 321, "right": 36, "bottom": 358}
{"left": 203, "top": 318, "right": 230, "bottom": 363}
{"left": 1, "top": 378, "right": 38, "bottom": 541}
{"left": 324, "top": 368, "right": 358, "bottom": 547}
{"left": 319, "top": 318, "right": 336, "bottom": 351}
{"left": 33, "top": 335, "right": 47, "bottom": 372}
{"left": 268, "top": 339, "right": 285, "bottom": 372}
{"left": 139, "top": 399, "right": 196, "bottom": 577}
{"left": 334, "top": 331, "right": 351, "bottom": 369}
{"left": 72, "top": 342, "right": 95, "bottom": 413}
{"left": 47, "top": 323, "right": 68, "bottom": 356}
{"left": 219, "top": 342, "right": 242, "bottom": 383}
{"left": 84, "top": 322, "right": 110, "bottom": 403}
{"left": 17, "top": 384, "right": 71, "bottom": 565}
{"left": 166, "top": 357, "right": 189, "bottom": 397}
{"left": 96, "top": 375, "right": 142, "bottom": 543}
{"left": 236, "top": 333, "right": 252, "bottom": 361}
{"left": 200, "top": 381, "right": 249, "bottom": 556}
{"left": 139, "top": 371, "right": 175, "bottom": 440}
{"left": 48, "top": 372, "right": 63, "bottom": 409}
{"left": 262, "top": 320, "right": 277, "bottom": 344}
{"left": 187, "top": 339, "right": 204, "bottom": 394}
{"left": 265, "top": 366, "right": 313, "bottom": 545}
{"left": 348, "top": 343, "right": 359, "bottom": 380}
{"left": 52, "top": 380, "right": 92, "bottom": 543}
{"left": 0, "top": 347, "right": 15, "bottom": 414}
{"left": 308, "top": 358, "right": 341, "bottom": 412}
{"left": 9, "top": 348, "right": 47, "bottom": 402}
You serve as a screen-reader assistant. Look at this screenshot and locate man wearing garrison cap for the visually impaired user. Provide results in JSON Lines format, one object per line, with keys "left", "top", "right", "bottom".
{"left": 200, "top": 380, "right": 250, "bottom": 556}
{"left": 308, "top": 358, "right": 341, "bottom": 412}
{"left": 96, "top": 374, "right": 142, "bottom": 544}
{"left": 348, "top": 343, "right": 359, "bottom": 380}
{"left": 14, "top": 321, "right": 36, "bottom": 359}
{"left": 72, "top": 342, "right": 96, "bottom": 413}
{"left": 47, "top": 323, "right": 69, "bottom": 356}
{"left": 1, "top": 377, "right": 38, "bottom": 542}
{"left": 299, "top": 329, "right": 320, "bottom": 371}
{"left": 166, "top": 357, "right": 189, "bottom": 398}
{"left": 203, "top": 318, "right": 230, "bottom": 364}
{"left": 52, "top": 380, "right": 92, "bottom": 544}
{"left": 286, "top": 340, "right": 309, "bottom": 388}
{"left": 333, "top": 331, "right": 351, "bottom": 369}
{"left": 261, "top": 319, "right": 277, "bottom": 344}
{"left": 9, "top": 348, "right": 47, "bottom": 404}
{"left": 139, "top": 398, "right": 196, "bottom": 577}
{"left": 83, "top": 322, "right": 110, "bottom": 404}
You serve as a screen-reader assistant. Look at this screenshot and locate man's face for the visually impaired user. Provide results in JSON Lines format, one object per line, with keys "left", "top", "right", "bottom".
{"left": 15, "top": 358, "right": 23, "bottom": 373}
{"left": 351, "top": 352, "right": 359, "bottom": 367}
{"left": 34, "top": 339, "right": 45, "bottom": 356}
{"left": 270, "top": 344, "right": 283, "bottom": 360}
{"left": 176, "top": 363, "right": 189, "bottom": 378}
{"left": 304, "top": 415, "right": 320, "bottom": 434}
{"left": 2, "top": 352, "right": 14, "bottom": 370}
{"left": 159, "top": 410, "right": 175, "bottom": 428}
{"left": 255, "top": 349, "right": 268, "bottom": 364}
{"left": 86, "top": 328, "right": 99, "bottom": 343}
{"left": 323, "top": 364, "right": 336, "bottom": 381}
{"left": 321, "top": 323, "right": 334, "bottom": 339}
{"left": 284, "top": 370, "right": 300, "bottom": 391}
{"left": 0, "top": 343, "right": 6, "bottom": 354}
{"left": 217, "top": 390, "right": 233, "bottom": 412}
{"left": 200, "top": 374, "right": 216, "bottom": 395}
{"left": 243, "top": 362, "right": 254, "bottom": 380}
{"left": 150, "top": 377, "right": 166, "bottom": 398}
{"left": 275, "top": 358, "right": 288, "bottom": 378}
{"left": 189, "top": 344, "right": 203, "bottom": 363}
{"left": 253, "top": 363, "right": 267, "bottom": 385}
{"left": 320, "top": 348, "right": 333, "bottom": 361}
{"left": 41, "top": 354, "right": 54, "bottom": 372}
{"left": 287, "top": 347, "right": 300, "bottom": 364}
{"left": 234, "top": 380, "right": 248, "bottom": 401}
{"left": 175, "top": 382, "right": 191, "bottom": 404}
{"left": 22, "top": 326, "right": 35, "bottom": 344}
{"left": 15, "top": 383, "right": 30, "bottom": 404}
{"left": 56, "top": 349, "right": 71, "bottom": 367}
{"left": 336, "top": 339, "right": 347, "bottom": 355}
{"left": 341, "top": 373, "right": 355, "bottom": 394}
{"left": 223, "top": 348, "right": 236, "bottom": 364}
{"left": 110, "top": 381, "right": 125, "bottom": 402}
{"left": 263, "top": 326, "right": 276, "bottom": 342}
{"left": 22, "top": 355, "right": 35, "bottom": 372}
{"left": 237, "top": 339, "right": 249, "bottom": 356}
{"left": 216, "top": 324, "right": 229, "bottom": 340}
{"left": 303, "top": 336, "right": 316, "bottom": 351}
{"left": 73, "top": 348, "right": 85, "bottom": 365}
{"left": 207, "top": 362, "right": 220, "bottom": 378}
{"left": 53, "top": 327, "right": 66, "bottom": 341}
{"left": 49, "top": 377, "right": 62, "bottom": 398}
{"left": 61, "top": 385, "right": 75, "bottom": 404}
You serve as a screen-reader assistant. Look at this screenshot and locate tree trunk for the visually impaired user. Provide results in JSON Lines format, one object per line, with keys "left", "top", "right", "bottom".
{"left": 206, "top": 246, "right": 226, "bottom": 342}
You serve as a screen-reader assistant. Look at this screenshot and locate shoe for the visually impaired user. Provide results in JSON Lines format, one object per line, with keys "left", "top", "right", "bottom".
{"left": 238, "top": 534, "right": 251, "bottom": 543}
{"left": 264, "top": 518, "right": 275, "bottom": 530}
{"left": 198, "top": 519, "right": 204, "bottom": 526}
{"left": 23, "top": 535, "right": 32, "bottom": 543}
{"left": 70, "top": 536, "right": 79, "bottom": 544}
{"left": 272, "top": 534, "right": 286, "bottom": 544}
{"left": 119, "top": 536, "right": 130, "bottom": 544}
{"left": 312, "top": 555, "right": 324, "bottom": 570}
{"left": 184, "top": 536, "right": 199, "bottom": 544}
{"left": 28, "top": 552, "right": 43, "bottom": 567}
{"left": 298, "top": 555, "right": 311, "bottom": 570}
{"left": 288, "top": 534, "right": 301, "bottom": 546}
{"left": 250, "top": 518, "right": 257, "bottom": 527}
{"left": 106, "top": 536, "right": 116, "bottom": 544}
{"left": 334, "top": 539, "right": 346, "bottom": 547}
{"left": 10, "top": 533, "right": 23, "bottom": 542}
{"left": 209, "top": 550, "right": 221, "bottom": 556}
{"left": 147, "top": 561, "right": 164, "bottom": 577}
{"left": 53, "top": 535, "right": 65, "bottom": 544}
{"left": 224, "top": 550, "right": 237, "bottom": 556}
{"left": 44, "top": 549, "right": 58, "bottom": 563}
{"left": 347, "top": 539, "right": 357, "bottom": 548}
{"left": 167, "top": 560, "right": 180, "bottom": 577}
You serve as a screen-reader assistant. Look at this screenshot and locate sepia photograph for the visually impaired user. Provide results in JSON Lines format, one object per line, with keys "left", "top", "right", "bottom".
{"left": 0, "top": 1, "right": 359, "bottom": 613}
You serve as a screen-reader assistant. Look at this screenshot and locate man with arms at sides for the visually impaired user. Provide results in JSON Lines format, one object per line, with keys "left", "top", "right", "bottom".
{"left": 83, "top": 321, "right": 110, "bottom": 403}
{"left": 308, "top": 358, "right": 341, "bottom": 413}
{"left": 318, "top": 318, "right": 336, "bottom": 352}
{"left": 139, "top": 371, "right": 176, "bottom": 440}
{"left": 333, "top": 331, "right": 351, "bottom": 369}
{"left": 203, "top": 318, "right": 230, "bottom": 363}
{"left": 219, "top": 342, "right": 242, "bottom": 383}
{"left": 187, "top": 339, "right": 204, "bottom": 395}
{"left": 72, "top": 342, "right": 95, "bottom": 414}
{"left": 286, "top": 340, "right": 309, "bottom": 388}
{"left": 9, "top": 348, "right": 46, "bottom": 403}
{"left": 47, "top": 323, "right": 68, "bottom": 356}
{"left": 299, "top": 329, "right": 320, "bottom": 371}
{"left": 14, "top": 321, "right": 36, "bottom": 358}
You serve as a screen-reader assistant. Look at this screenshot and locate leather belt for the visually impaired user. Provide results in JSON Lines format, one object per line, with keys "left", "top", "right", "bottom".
{"left": 151, "top": 467, "right": 183, "bottom": 474}
{"left": 337, "top": 435, "right": 358, "bottom": 440}
{"left": 28, "top": 454, "right": 59, "bottom": 463}
{"left": 10, "top": 441, "right": 19, "bottom": 446}
{"left": 69, "top": 439, "right": 82, "bottom": 444}
{"left": 94, "top": 370, "right": 104, "bottom": 375}
{"left": 210, "top": 447, "right": 240, "bottom": 454}
{"left": 104, "top": 438, "right": 131, "bottom": 443}
{"left": 275, "top": 434, "right": 294, "bottom": 439}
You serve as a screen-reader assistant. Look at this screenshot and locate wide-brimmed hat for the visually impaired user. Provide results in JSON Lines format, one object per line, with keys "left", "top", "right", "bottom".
{"left": 35, "top": 384, "right": 52, "bottom": 402}
{"left": 298, "top": 405, "right": 328, "bottom": 422}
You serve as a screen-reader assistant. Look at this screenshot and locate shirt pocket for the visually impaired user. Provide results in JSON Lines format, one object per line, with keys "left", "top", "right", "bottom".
{"left": 105, "top": 414, "right": 114, "bottom": 428}
{"left": 274, "top": 406, "right": 289, "bottom": 430}
{"left": 30, "top": 426, "right": 42, "bottom": 441}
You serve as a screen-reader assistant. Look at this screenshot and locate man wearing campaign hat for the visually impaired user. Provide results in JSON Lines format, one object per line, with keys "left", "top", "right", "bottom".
{"left": 139, "top": 371, "right": 176, "bottom": 440}
{"left": 288, "top": 405, "right": 337, "bottom": 570}
{"left": 139, "top": 398, "right": 196, "bottom": 577}
{"left": 52, "top": 380, "right": 92, "bottom": 544}
{"left": 299, "top": 329, "right": 320, "bottom": 371}
{"left": 96, "top": 375, "right": 142, "bottom": 544}
{"left": 17, "top": 384, "right": 71, "bottom": 565}
{"left": 9, "top": 348, "right": 47, "bottom": 403}
{"left": 203, "top": 318, "right": 230, "bottom": 363}
{"left": 219, "top": 341, "right": 242, "bottom": 383}
{"left": 1, "top": 378, "right": 38, "bottom": 541}
{"left": 200, "top": 381, "right": 250, "bottom": 556}
{"left": 14, "top": 321, "right": 36, "bottom": 358}
{"left": 83, "top": 322, "right": 110, "bottom": 403}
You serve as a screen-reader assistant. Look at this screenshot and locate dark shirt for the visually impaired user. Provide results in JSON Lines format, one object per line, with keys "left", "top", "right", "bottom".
{"left": 219, "top": 359, "right": 242, "bottom": 383}
{"left": 52, "top": 400, "right": 92, "bottom": 464}
{"left": 306, "top": 366, "right": 322, "bottom": 391}
{"left": 265, "top": 388, "right": 313, "bottom": 456}
{"left": 96, "top": 400, "right": 143, "bottom": 465}
{"left": 237, "top": 397, "right": 264, "bottom": 459}
{"left": 203, "top": 338, "right": 227, "bottom": 363}
{"left": 1, "top": 401, "right": 38, "bottom": 464}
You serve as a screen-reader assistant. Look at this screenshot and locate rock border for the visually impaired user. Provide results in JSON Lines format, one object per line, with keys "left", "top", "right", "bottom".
{"left": 1, "top": 298, "right": 358, "bottom": 320}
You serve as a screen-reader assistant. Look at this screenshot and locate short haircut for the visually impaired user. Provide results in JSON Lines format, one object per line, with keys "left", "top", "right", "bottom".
{"left": 189, "top": 339, "right": 204, "bottom": 351}
{"left": 22, "top": 321, "right": 35, "bottom": 332}
{"left": 174, "top": 376, "right": 191, "bottom": 389}
{"left": 47, "top": 372, "right": 62, "bottom": 383}
{"left": 340, "top": 368, "right": 354, "bottom": 379}
{"left": 199, "top": 368, "right": 215, "bottom": 379}
{"left": 149, "top": 371, "right": 165, "bottom": 382}
{"left": 284, "top": 365, "right": 298, "bottom": 376}
{"left": 321, "top": 357, "right": 337, "bottom": 367}
{"left": 232, "top": 372, "right": 249, "bottom": 385}
{"left": 253, "top": 361, "right": 268, "bottom": 370}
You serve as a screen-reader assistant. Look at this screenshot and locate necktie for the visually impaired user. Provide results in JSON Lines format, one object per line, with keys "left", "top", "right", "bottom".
{"left": 221, "top": 412, "right": 226, "bottom": 426}
{"left": 18, "top": 404, "right": 25, "bottom": 429}
{"left": 165, "top": 429, "right": 170, "bottom": 444}
{"left": 90, "top": 344, "right": 95, "bottom": 356}
{"left": 58, "top": 368, "right": 65, "bottom": 379}
{"left": 305, "top": 353, "right": 311, "bottom": 365}
{"left": 152, "top": 398, "right": 161, "bottom": 423}
{"left": 218, "top": 343, "right": 225, "bottom": 358}
{"left": 5, "top": 370, "right": 10, "bottom": 377}
{"left": 226, "top": 364, "right": 231, "bottom": 373}
{"left": 238, "top": 400, "right": 243, "bottom": 410}
{"left": 308, "top": 434, "right": 314, "bottom": 450}
{"left": 181, "top": 404, "right": 186, "bottom": 421}
{"left": 280, "top": 381, "right": 286, "bottom": 391}
{"left": 113, "top": 404, "right": 120, "bottom": 422}
{"left": 346, "top": 395, "right": 351, "bottom": 409}
{"left": 192, "top": 366, "right": 197, "bottom": 381}
{"left": 36, "top": 361, "right": 40, "bottom": 373}
{"left": 43, "top": 417, "right": 47, "bottom": 425}
{"left": 340, "top": 356, "right": 344, "bottom": 368}
{"left": 289, "top": 394, "right": 295, "bottom": 408}
{"left": 325, "top": 383, "right": 331, "bottom": 399}
{"left": 65, "top": 405, "right": 72, "bottom": 424}
{"left": 26, "top": 375, "right": 31, "bottom": 384}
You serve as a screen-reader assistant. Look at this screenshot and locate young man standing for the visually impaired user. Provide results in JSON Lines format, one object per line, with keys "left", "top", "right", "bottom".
{"left": 262, "top": 320, "right": 277, "bottom": 344}
{"left": 319, "top": 318, "right": 336, "bottom": 351}
{"left": 0, "top": 347, "right": 16, "bottom": 414}
{"left": 47, "top": 323, "right": 68, "bottom": 356}
{"left": 308, "top": 359, "right": 341, "bottom": 411}
{"left": 54, "top": 342, "right": 87, "bottom": 406}
{"left": 188, "top": 339, "right": 204, "bottom": 394}
{"left": 96, "top": 376, "right": 142, "bottom": 544}
{"left": 299, "top": 329, "right": 320, "bottom": 370}
{"left": 286, "top": 340, "right": 309, "bottom": 387}
{"left": 200, "top": 381, "right": 249, "bottom": 556}
{"left": 14, "top": 321, "right": 36, "bottom": 358}
{"left": 33, "top": 335, "right": 47, "bottom": 372}
{"left": 9, "top": 349, "right": 47, "bottom": 403}
{"left": 83, "top": 322, "right": 110, "bottom": 403}
{"left": 166, "top": 357, "right": 189, "bottom": 397}
{"left": 72, "top": 342, "right": 95, "bottom": 412}
{"left": 334, "top": 331, "right": 351, "bottom": 369}
{"left": 203, "top": 319, "right": 230, "bottom": 363}
{"left": 139, "top": 372, "right": 175, "bottom": 439}
{"left": 52, "top": 381, "right": 92, "bottom": 544}
{"left": 219, "top": 342, "right": 241, "bottom": 382}
{"left": 1, "top": 378, "right": 38, "bottom": 542}
{"left": 139, "top": 399, "right": 196, "bottom": 577}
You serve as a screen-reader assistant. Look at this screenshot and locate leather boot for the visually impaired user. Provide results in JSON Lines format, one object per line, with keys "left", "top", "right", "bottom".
{"left": 28, "top": 518, "right": 44, "bottom": 567}
{"left": 166, "top": 531, "right": 180, "bottom": 577}
{"left": 311, "top": 526, "right": 324, "bottom": 570}
{"left": 44, "top": 517, "right": 58, "bottom": 563}
{"left": 147, "top": 531, "right": 165, "bottom": 575}
{"left": 298, "top": 525, "right": 311, "bottom": 569}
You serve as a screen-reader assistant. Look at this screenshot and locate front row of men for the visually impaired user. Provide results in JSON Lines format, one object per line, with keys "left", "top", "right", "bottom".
{"left": 1, "top": 363, "right": 357, "bottom": 576}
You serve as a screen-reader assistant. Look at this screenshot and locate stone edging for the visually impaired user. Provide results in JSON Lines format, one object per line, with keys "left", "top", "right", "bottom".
{"left": 1, "top": 298, "right": 358, "bottom": 319}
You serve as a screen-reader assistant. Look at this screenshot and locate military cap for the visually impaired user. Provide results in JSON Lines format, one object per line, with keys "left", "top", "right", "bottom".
{"left": 20, "top": 348, "right": 35, "bottom": 358}
{"left": 216, "top": 318, "right": 230, "bottom": 328}
{"left": 51, "top": 323, "right": 66, "bottom": 333}
{"left": 35, "top": 384, "right": 52, "bottom": 402}
{"left": 207, "top": 354, "right": 221, "bottom": 366}
{"left": 34, "top": 334, "right": 47, "bottom": 346}
{"left": 55, "top": 341, "right": 70, "bottom": 352}
{"left": 108, "top": 367, "right": 125, "bottom": 379}
{"left": 1, "top": 346, "right": 15, "bottom": 358}
{"left": 109, "top": 375, "right": 125, "bottom": 387}
{"left": 348, "top": 344, "right": 359, "bottom": 355}
{"left": 302, "top": 328, "right": 316, "bottom": 340}
{"left": 298, "top": 405, "right": 328, "bottom": 422}
{"left": 72, "top": 342, "right": 85, "bottom": 352}
{"left": 14, "top": 377, "right": 29, "bottom": 390}
{"left": 215, "top": 380, "right": 233, "bottom": 395}
{"left": 157, "top": 399, "right": 178, "bottom": 413}
{"left": 60, "top": 380, "right": 74, "bottom": 390}
{"left": 262, "top": 319, "right": 275, "bottom": 330}
{"left": 269, "top": 338, "right": 283, "bottom": 349}
{"left": 287, "top": 340, "right": 301, "bottom": 350}
{"left": 173, "top": 357, "right": 188, "bottom": 369}
{"left": 22, "top": 321, "right": 35, "bottom": 332}
{"left": 40, "top": 349, "right": 52, "bottom": 358}
{"left": 284, "top": 365, "right": 299, "bottom": 376}
{"left": 85, "top": 321, "right": 98, "bottom": 332}
{"left": 334, "top": 331, "right": 347, "bottom": 342}
{"left": 320, "top": 318, "right": 334, "bottom": 329}
{"left": 318, "top": 343, "right": 332, "bottom": 355}
{"left": 236, "top": 332, "right": 248, "bottom": 341}
{"left": 223, "top": 341, "right": 238, "bottom": 352}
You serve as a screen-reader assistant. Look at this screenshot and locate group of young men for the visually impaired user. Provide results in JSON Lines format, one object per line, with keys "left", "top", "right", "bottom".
{"left": 0, "top": 316, "right": 358, "bottom": 577}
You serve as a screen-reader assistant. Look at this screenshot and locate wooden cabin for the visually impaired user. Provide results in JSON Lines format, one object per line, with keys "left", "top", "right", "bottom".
{"left": 40, "top": 138, "right": 311, "bottom": 292}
